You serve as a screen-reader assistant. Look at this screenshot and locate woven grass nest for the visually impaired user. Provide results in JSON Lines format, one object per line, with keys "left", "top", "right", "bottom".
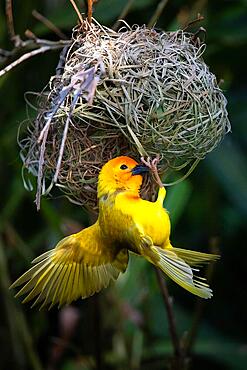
{"left": 21, "top": 20, "right": 230, "bottom": 210}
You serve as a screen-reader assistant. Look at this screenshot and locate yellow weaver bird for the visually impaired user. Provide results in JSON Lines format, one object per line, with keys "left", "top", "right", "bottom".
{"left": 11, "top": 156, "right": 219, "bottom": 309}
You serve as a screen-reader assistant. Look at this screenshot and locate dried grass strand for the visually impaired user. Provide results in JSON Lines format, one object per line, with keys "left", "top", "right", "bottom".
{"left": 20, "top": 21, "right": 230, "bottom": 210}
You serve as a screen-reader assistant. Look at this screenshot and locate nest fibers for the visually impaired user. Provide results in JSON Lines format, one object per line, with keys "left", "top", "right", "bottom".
{"left": 21, "top": 21, "right": 230, "bottom": 210}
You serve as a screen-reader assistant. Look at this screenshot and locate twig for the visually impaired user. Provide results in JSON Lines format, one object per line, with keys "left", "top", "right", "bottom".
{"left": 54, "top": 113, "right": 71, "bottom": 183}
{"left": 183, "top": 14, "right": 204, "bottom": 31}
{"left": 69, "top": 0, "right": 84, "bottom": 25}
{"left": 54, "top": 60, "right": 103, "bottom": 182}
{"left": 144, "top": 157, "right": 186, "bottom": 367}
{"left": 93, "top": 295, "right": 102, "bottom": 370}
{"left": 148, "top": 0, "right": 169, "bottom": 28}
{"left": 112, "top": 0, "right": 135, "bottom": 31}
{"left": 0, "top": 37, "right": 69, "bottom": 78}
{"left": 0, "top": 239, "right": 42, "bottom": 370}
{"left": 35, "top": 92, "right": 69, "bottom": 209}
{"left": 1, "top": 34, "right": 67, "bottom": 57}
{"left": 191, "top": 27, "right": 206, "bottom": 47}
{"left": 36, "top": 121, "right": 50, "bottom": 210}
{"left": 56, "top": 45, "right": 70, "bottom": 75}
{"left": 0, "top": 44, "right": 62, "bottom": 78}
{"left": 35, "top": 81, "right": 74, "bottom": 209}
{"left": 5, "top": 0, "right": 16, "bottom": 41}
{"left": 87, "top": 0, "right": 93, "bottom": 23}
{"left": 155, "top": 268, "right": 185, "bottom": 366}
{"left": 32, "top": 10, "right": 68, "bottom": 39}
{"left": 183, "top": 238, "right": 219, "bottom": 353}
{"left": 0, "top": 49, "right": 12, "bottom": 60}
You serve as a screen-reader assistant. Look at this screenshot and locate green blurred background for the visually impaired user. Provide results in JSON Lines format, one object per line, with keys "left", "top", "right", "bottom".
{"left": 0, "top": 0, "right": 247, "bottom": 369}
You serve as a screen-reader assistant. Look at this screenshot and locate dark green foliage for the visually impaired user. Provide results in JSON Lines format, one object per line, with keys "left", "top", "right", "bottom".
{"left": 0, "top": 1, "right": 246, "bottom": 369}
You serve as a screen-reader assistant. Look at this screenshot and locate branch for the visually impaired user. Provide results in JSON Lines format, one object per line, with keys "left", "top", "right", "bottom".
{"left": 69, "top": 0, "right": 84, "bottom": 25}
{"left": 1, "top": 46, "right": 50, "bottom": 77}
{"left": 5, "top": 0, "right": 16, "bottom": 41}
{"left": 155, "top": 268, "right": 183, "bottom": 358}
{"left": 32, "top": 10, "right": 68, "bottom": 39}
{"left": 183, "top": 14, "right": 204, "bottom": 31}
{"left": 183, "top": 238, "right": 219, "bottom": 354}
{"left": 0, "top": 38, "right": 69, "bottom": 78}
{"left": 87, "top": 0, "right": 93, "bottom": 23}
{"left": 93, "top": 295, "right": 102, "bottom": 370}
{"left": 112, "top": 0, "right": 135, "bottom": 31}
{"left": 148, "top": 0, "right": 169, "bottom": 28}
{"left": 86, "top": 0, "right": 98, "bottom": 24}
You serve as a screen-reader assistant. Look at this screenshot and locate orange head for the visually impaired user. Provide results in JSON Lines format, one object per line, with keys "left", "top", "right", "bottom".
{"left": 97, "top": 156, "right": 149, "bottom": 198}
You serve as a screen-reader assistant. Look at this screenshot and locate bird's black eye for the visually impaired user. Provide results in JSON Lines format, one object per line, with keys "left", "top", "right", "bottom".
{"left": 120, "top": 164, "right": 128, "bottom": 170}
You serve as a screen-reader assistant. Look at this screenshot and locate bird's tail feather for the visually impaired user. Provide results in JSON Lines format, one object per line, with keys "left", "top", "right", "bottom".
{"left": 149, "top": 246, "right": 218, "bottom": 299}
{"left": 172, "top": 247, "right": 220, "bottom": 266}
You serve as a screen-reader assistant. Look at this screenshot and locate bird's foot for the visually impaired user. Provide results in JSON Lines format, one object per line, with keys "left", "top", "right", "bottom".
{"left": 140, "top": 155, "right": 159, "bottom": 171}
{"left": 141, "top": 155, "right": 164, "bottom": 188}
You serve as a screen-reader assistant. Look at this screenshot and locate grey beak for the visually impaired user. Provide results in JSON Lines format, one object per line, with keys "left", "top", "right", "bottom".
{"left": 131, "top": 164, "right": 149, "bottom": 175}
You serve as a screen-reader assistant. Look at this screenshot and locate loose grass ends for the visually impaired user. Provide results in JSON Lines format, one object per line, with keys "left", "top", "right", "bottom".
{"left": 19, "top": 20, "right": 230, "bottom": 210}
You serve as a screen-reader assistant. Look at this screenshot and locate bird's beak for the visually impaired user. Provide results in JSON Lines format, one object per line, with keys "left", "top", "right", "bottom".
{"left": 131, "top": 164, "right": 149, "bottom": 175}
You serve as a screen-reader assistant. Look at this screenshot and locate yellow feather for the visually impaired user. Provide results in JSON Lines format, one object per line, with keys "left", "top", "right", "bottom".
{"left": 11, "top": 257, "right": 50, "bottom": 290}
{"left": 78, "top": 264, "right": 83, "bottom": 299}
{"left": 68, "top": 262, "right": 76, "bottom": 303}
{"left": 57, "top": 267, "right": 69, "bottom": 307}
{"left": 73, "top": 263, "right": 80, "bottom": 299}
{"left": 11, "top": 156, "right": 219, "bottom": 308}
{"left": 22, "top": 263, "right": 55, "bottom": 303}
{"left": 151, "top": 246, "right": 213, "bottom": 299}
{"left": 172, "top": 247, "right": 220, "bottom": 266}
{"left": 47, "top": 264, "right": 64, "bottom": 306}
{"left": 31, "top": 250, "right": 55, "bottom": 264}
{"left": 51, "top": 264, "right": 69, "bottom": 307}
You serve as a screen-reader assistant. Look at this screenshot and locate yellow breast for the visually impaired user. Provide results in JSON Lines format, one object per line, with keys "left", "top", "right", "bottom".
{"left": 114, "top": 192, "right": 171, "bottom": 247}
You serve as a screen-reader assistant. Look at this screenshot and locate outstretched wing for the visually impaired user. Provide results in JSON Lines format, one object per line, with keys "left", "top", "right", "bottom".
{"left": 11, "top": 224, "right": 128, "bottom": 309}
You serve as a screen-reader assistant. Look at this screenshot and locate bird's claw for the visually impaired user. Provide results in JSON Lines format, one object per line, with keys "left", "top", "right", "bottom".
{"left": 141, "top": 155, "right": 163, "bottom": 188}
{"left": 141, "top": 155, "right": 160, "bottom": 172}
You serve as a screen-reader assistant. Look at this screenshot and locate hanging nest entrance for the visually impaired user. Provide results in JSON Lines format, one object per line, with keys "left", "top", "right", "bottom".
{"left": 20, "top": 20, "right": 230, "bottom": 211}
